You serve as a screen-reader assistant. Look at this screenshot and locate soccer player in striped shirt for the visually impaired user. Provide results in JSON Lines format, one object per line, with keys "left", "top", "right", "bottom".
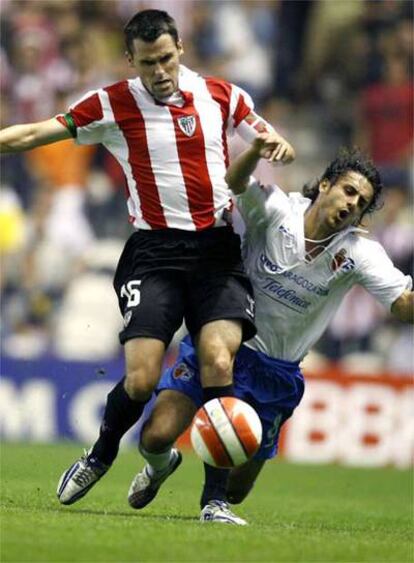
{"left": 128, "top": 135, "right": 413, "bottom": 524}
{"left": 0, "top": 9, "right": 294, "bottom": 506}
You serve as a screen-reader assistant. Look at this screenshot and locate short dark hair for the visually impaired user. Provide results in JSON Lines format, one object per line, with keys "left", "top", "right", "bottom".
{"left": 124, "top": 9, "right": 179, "bottom": 54}
{"left": 302, "top": 147, "right": 383, "bottom": 216}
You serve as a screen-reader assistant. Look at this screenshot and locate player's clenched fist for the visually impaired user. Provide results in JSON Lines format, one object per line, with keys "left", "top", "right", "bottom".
{"left": 253, "top": 131, "right": 295, "bottom": 164}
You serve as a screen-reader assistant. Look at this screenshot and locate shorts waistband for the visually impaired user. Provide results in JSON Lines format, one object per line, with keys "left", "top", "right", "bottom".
{"left": 134, "top": 226, "right": 235, "bottom": 240}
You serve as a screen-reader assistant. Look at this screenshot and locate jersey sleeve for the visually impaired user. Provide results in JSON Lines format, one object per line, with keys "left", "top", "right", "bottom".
{"left": 68, "top": 89, "right": 110, "bottom": 145}
{"left": 236, "top": 178, "right": 289, "bottom": 230}
{"left": 356, "top": 239, "right": 412, "bottom": 310}
{"left": 227, "top": 84, "right": 254, "bottom": 137}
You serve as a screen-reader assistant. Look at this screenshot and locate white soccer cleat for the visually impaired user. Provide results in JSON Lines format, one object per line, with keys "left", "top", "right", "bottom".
{"left": 128, "top": 448, "right": 182, "bottom": 509}
{"left": 57, "top": 450, "right": 109, "bottom": 505}
{"left": 200, "top": 500, "right": 248, "bottom": 525}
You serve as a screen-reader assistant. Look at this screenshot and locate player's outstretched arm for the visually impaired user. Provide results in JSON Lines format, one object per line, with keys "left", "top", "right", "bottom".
{"left": 0, "top": 118, "right": 72, "bottom": 153}
{"left": 226, "top": 132, "right": 280, "bottom": 195}
{"left": 391, "top": 289, "right": 414, "bottom": 323}
{"left": 237, "top": 111, "right": 295, "bottom": 165}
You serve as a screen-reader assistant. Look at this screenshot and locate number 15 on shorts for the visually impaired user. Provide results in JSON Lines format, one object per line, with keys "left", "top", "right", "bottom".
{"left": 121, "top": 280, "right": 142, "bottom": 307}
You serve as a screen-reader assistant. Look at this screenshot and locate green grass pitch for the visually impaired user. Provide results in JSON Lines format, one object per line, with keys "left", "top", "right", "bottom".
{"left": 1, "top": 443, "right": 412, "bottom": 562}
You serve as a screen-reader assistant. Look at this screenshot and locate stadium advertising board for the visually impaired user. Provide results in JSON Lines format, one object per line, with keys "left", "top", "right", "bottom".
{"left": 0, "top": 356, "right": 412, "bottom": 468}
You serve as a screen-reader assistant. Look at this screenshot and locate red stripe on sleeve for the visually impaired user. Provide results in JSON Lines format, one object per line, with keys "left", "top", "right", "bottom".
{"left": 232, "top": 92, "right": 251, "bottom": 128}
{"left": 106, "top": 82, "right": 167, "bottom": 229}
{"left": 205, "top": 77, "right": 231, "bottom": 168}
{"left": 169, "top": 104, "right": 215, "bottom": 231}
{"left": 70, "top": 93, "right": 103, "bottom": 127}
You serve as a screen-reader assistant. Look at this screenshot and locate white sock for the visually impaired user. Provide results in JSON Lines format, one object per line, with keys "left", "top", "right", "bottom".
{"left": 139, "top": 445, "right": 175, "bottom": 476}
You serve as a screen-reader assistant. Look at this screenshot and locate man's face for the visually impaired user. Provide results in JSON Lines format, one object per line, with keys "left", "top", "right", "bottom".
{"left": 127, "top": 34, "right": 183, "bottom": 99}
{"left": 318, "top": 171, "right": 374, "bottom": 231}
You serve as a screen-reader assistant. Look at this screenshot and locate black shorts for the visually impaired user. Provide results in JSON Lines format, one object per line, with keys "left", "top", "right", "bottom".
{"left": 113, "top": 228, "right": 256, "bottom": 346}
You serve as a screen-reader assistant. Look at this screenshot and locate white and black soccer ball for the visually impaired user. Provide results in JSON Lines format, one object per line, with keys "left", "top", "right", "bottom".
{"left": 190, "top": 397, "right": 262, "bottom": 468}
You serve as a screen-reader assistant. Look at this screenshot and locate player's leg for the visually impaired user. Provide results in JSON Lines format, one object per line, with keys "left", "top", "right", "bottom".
{"left": 186, "top": 229, "right": 256, "bottom": 400}
{"left": 128, "top": 338, "right": 202, "bottom": 508}
{"left": 128, "top": 390, "right": 197, "bottom": 509}
{"left": 91, "top": 337, "right": 166, "bottom": 465}
{"left": 57, "top": 267, "right": 185, "bottom": 505}
{"left": 187, "top": 271, "right": 255, "bottom": 523}
{"left": 226, "top": 459, "right": 266, "bottom": 504}
{"left": 198, "top": 459, "right": 265, "bottom": 526}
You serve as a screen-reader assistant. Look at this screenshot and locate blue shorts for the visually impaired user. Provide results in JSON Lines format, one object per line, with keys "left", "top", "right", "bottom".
{"left": 158, "top": 336, "right": 305, "bottom": 460}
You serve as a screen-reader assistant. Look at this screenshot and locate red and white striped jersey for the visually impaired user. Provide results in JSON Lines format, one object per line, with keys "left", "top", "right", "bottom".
{"left": 67, "top": 65, "right": 254, "bottom": 231}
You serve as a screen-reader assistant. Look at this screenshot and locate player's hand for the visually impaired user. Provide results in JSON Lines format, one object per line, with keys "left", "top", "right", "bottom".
{"left": 252, "top": 131, "right": 295, "bottom": 165}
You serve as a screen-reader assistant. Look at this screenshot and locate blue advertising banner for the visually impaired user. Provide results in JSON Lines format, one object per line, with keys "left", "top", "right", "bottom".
{"left": 0, "top": 355, "right": 146, "bottom": 444}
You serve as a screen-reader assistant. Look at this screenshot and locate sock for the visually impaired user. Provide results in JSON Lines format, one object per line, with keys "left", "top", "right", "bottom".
{"left": 200, "top": 463, "right": 230, "bottom": 508}
{"left": 139, "top": 444, "right": 175, "bottom": 477}
{"left": 203, "top": 384, "right": 234, "bottom": 403}
{"left": 91, "top": 378, "right": 146, "bottom": 465}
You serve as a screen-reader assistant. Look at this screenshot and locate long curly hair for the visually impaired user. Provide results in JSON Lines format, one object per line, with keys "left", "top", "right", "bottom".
{"left": 302, "top": 147, "right": 383, "bottom": 217}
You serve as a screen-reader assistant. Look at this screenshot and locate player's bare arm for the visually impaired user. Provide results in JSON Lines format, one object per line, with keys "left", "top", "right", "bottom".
{"left": 0, "top": 117, "right": 71, "bottom": 153}
{"left": 391, "top": 289, "right": 414, "bottom": 323}
{"left": 238, "top": 112, "right": 295, "bottom": 165}
{"left": 226, "top": 132, "right": 285, "bottom": 195}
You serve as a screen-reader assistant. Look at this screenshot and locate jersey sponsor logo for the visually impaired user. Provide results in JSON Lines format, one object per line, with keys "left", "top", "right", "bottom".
{"left": 261, "top": 278, "right": 311, "bottom": 311}
{"left": 330, "top": 249, "right": 355, "bottom": 273}
{"left": 259, "top": 254, "right": 329, "bottom": 296}
{"left": 177, "top": 115, "right": 196, "bottom": 137}
{"left": 260, "top": 253, "right": 283, "bottom": 273}
{"left": 173, "top": 362, "right": 194, "bottom": 381}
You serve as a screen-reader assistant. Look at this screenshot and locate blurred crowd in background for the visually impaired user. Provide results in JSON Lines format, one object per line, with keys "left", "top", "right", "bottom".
{"left": 0, "top": 0, "right": 413, "bottom": 374}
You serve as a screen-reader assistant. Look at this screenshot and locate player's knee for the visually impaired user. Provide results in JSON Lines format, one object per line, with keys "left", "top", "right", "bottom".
{"left": 124, "top": 369, "right": 156, "bottom": 402}
{"left": 212, "top": 354, "right": 232, "bottom": 378}
{"left": 141, "top": 420, "right": 174, "bottom": 453}
{"left": 202, "top": 351, "right": 233, "bottom": 385}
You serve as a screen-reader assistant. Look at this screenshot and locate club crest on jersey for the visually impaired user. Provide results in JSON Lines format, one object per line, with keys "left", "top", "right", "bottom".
{"left": 331, "top": 248, "right": 355, "bottom": 273}
{"left": 173, "top": 362, "right": 194, "bottom": 381}
{"left": 177, "top": 115, "right": 196, "bottom": 137}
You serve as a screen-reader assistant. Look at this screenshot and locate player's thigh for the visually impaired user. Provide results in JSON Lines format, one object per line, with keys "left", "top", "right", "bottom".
{"left": 141, "top": 390, "right": 197, "bottom": 451}
{"left": 116, "top": 270, "right": 186, "bottom": 347}
{"left": 185, "top": 272, "right": 256, "bottom": 344}
{"left": 226, "top": 459, "right": 266, "bottom": 504}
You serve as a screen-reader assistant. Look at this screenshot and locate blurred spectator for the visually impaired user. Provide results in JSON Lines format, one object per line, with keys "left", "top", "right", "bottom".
{"left": 0, "top": 0, "right": 412, "bottom": 372}
{"left": 210, "top": 1, "right": 278, "bottom": 104}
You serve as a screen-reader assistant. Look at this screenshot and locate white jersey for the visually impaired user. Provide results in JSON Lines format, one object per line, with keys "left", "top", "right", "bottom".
{"left": 67, "top": 65, "right": 253, "bottom": 231}
{"left": 236, "top": 179, "right": 412, "bottom": 362}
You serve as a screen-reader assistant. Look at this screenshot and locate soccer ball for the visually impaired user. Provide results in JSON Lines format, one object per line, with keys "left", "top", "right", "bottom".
{"left": 190, "top": 397, "right": 262, "bottom": 468}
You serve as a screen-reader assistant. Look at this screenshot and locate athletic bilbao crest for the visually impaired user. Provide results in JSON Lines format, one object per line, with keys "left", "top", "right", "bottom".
{"left": 177, "top": 115, "right": 196, "bottom": 137}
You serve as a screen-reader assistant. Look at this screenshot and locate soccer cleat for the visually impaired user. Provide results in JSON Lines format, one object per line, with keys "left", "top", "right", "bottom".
{"left": 57, "top": 449, "right": 110, "bottom": 505}
{"left": 200, "top": 500, "right": 248, "bottom": 525}
{"left": 128, "top": 448, "right": 182, "bottom": 509}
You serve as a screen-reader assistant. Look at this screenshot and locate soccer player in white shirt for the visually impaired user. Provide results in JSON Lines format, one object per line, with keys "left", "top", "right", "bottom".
{"left": 0, "top": 10, "right": 295, "bottom": 506}
{"left": 129, "top": 134, "right": 413, "bottom": 525}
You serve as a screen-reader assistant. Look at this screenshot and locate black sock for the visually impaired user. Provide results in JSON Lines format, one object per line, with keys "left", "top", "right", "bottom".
{"left": 200, "top": 463, "right": 230, "bottom": 508}
{"left": 203, "top": 384, "right": 234, "bottom": 403}
{"left": 91, "top": 377, "right": 146, "bottom": 465}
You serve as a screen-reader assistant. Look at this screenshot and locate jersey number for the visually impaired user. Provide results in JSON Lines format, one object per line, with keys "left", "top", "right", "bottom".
{"left": 263, "top": 413, "right": 283, "bottom": 448}
{"left": 121, "top": 280, "right": 142, "bottom": 307}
